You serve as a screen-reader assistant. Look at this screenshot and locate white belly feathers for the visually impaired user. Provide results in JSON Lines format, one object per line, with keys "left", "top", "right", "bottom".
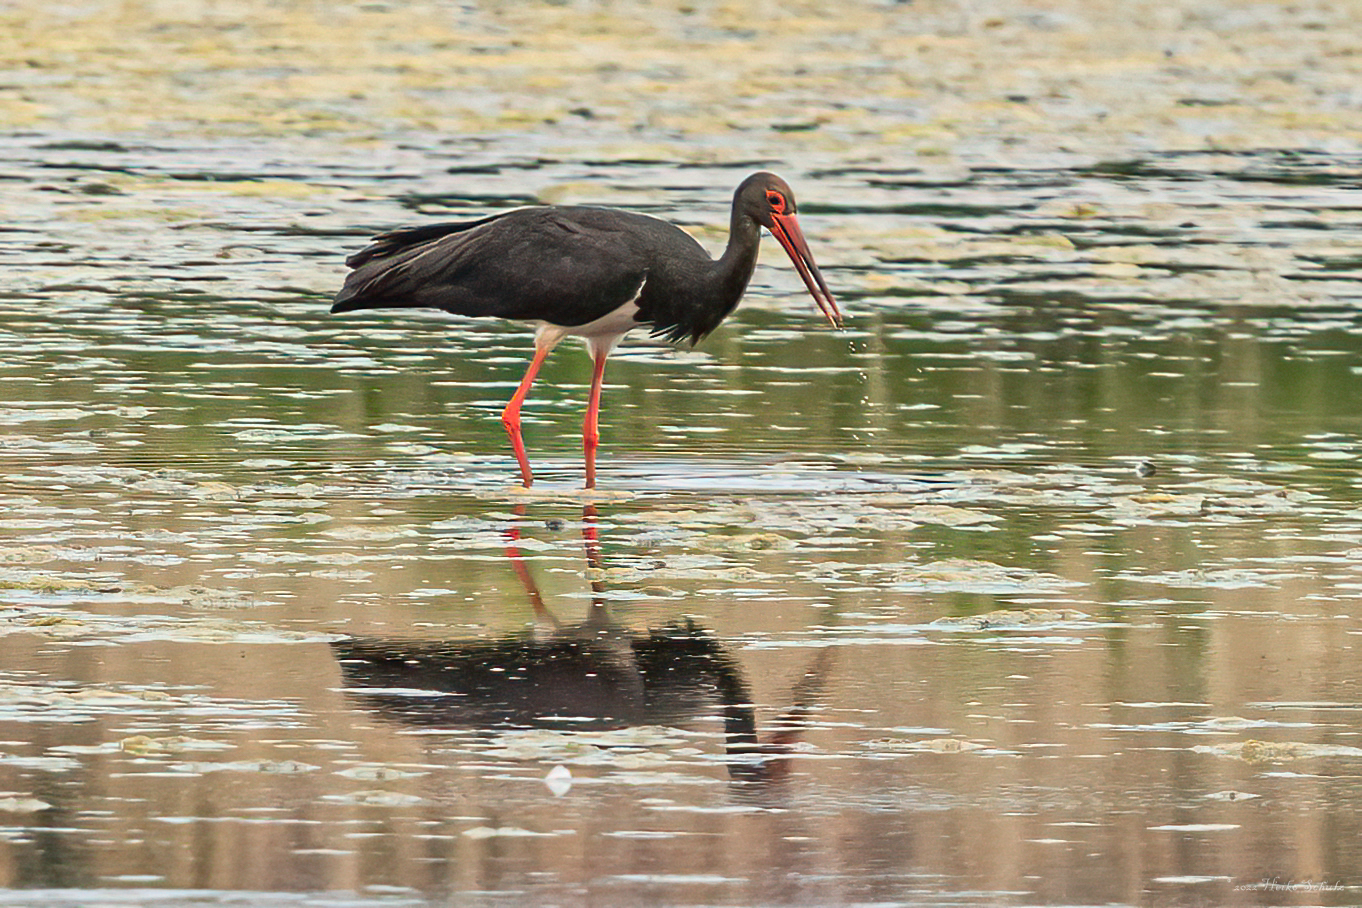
{"left": 533, "top": 277, "right": 646, "bottom": 359}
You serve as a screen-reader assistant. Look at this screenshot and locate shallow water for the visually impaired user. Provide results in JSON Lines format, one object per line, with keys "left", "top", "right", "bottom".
{"left": 5, "top": 1, "right": 1362, "bottom": 906}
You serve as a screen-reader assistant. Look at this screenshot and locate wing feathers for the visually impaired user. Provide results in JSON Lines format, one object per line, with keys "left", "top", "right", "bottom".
{"left": 343, "top": 215, "right": 506, "bottom": 270}
{"left": 332, "top": 206, "right": 715, "bottom": 332}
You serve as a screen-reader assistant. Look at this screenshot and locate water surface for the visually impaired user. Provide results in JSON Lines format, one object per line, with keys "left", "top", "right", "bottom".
{"left": 4, "top": 2, "right": 1362, "bottom": 906}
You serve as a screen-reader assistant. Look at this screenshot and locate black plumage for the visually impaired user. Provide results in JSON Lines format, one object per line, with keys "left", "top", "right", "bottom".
{"left": 331, "top": 171, "right": 840, "bottom": 488}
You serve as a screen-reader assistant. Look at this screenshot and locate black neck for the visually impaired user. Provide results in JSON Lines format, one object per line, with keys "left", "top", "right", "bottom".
{"left": 716, "top": 205, "right": 762, "bottom": 306}
{"left": 640, "top": 203, "right": 764, "bottom": 346}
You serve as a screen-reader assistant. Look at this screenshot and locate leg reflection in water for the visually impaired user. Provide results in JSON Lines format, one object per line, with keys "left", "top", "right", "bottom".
{"left": 330, "top": 503, "right": 836, "bottom": 790}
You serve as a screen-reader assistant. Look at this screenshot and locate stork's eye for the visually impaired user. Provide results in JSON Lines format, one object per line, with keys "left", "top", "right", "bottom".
{"left": 765, "top": 190, "right": 787, "bottom": 213}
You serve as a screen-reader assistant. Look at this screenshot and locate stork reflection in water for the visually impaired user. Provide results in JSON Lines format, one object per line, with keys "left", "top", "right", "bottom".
{"left": 330, "top": 504, "right": 834, "bottom": 788}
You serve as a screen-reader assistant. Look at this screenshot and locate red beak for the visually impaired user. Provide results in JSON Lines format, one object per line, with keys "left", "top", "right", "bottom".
{"left": 769, "top": 212, "right": 842, "bottom": 329}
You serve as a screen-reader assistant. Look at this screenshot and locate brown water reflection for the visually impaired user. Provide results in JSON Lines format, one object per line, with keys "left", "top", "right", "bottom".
{"left": 1, "top": 482, "right": 1361, "bottom": 906}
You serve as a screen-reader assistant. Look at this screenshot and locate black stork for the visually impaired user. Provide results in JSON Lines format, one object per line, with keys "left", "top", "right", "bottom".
{"left": 331, "top": 171, "right": 841, "bottom": 489}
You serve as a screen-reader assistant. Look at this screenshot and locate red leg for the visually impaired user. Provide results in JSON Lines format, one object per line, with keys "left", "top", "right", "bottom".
{"left": 501, "top": 343, "right": 554, "bottom": 488}
{"left": 582, "top": 349, "right": 609, "bottom": 489}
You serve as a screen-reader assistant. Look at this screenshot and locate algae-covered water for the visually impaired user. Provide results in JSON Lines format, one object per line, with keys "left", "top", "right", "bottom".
{"left": 3, "top": 1, "right": 1362, "bottom": 905}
